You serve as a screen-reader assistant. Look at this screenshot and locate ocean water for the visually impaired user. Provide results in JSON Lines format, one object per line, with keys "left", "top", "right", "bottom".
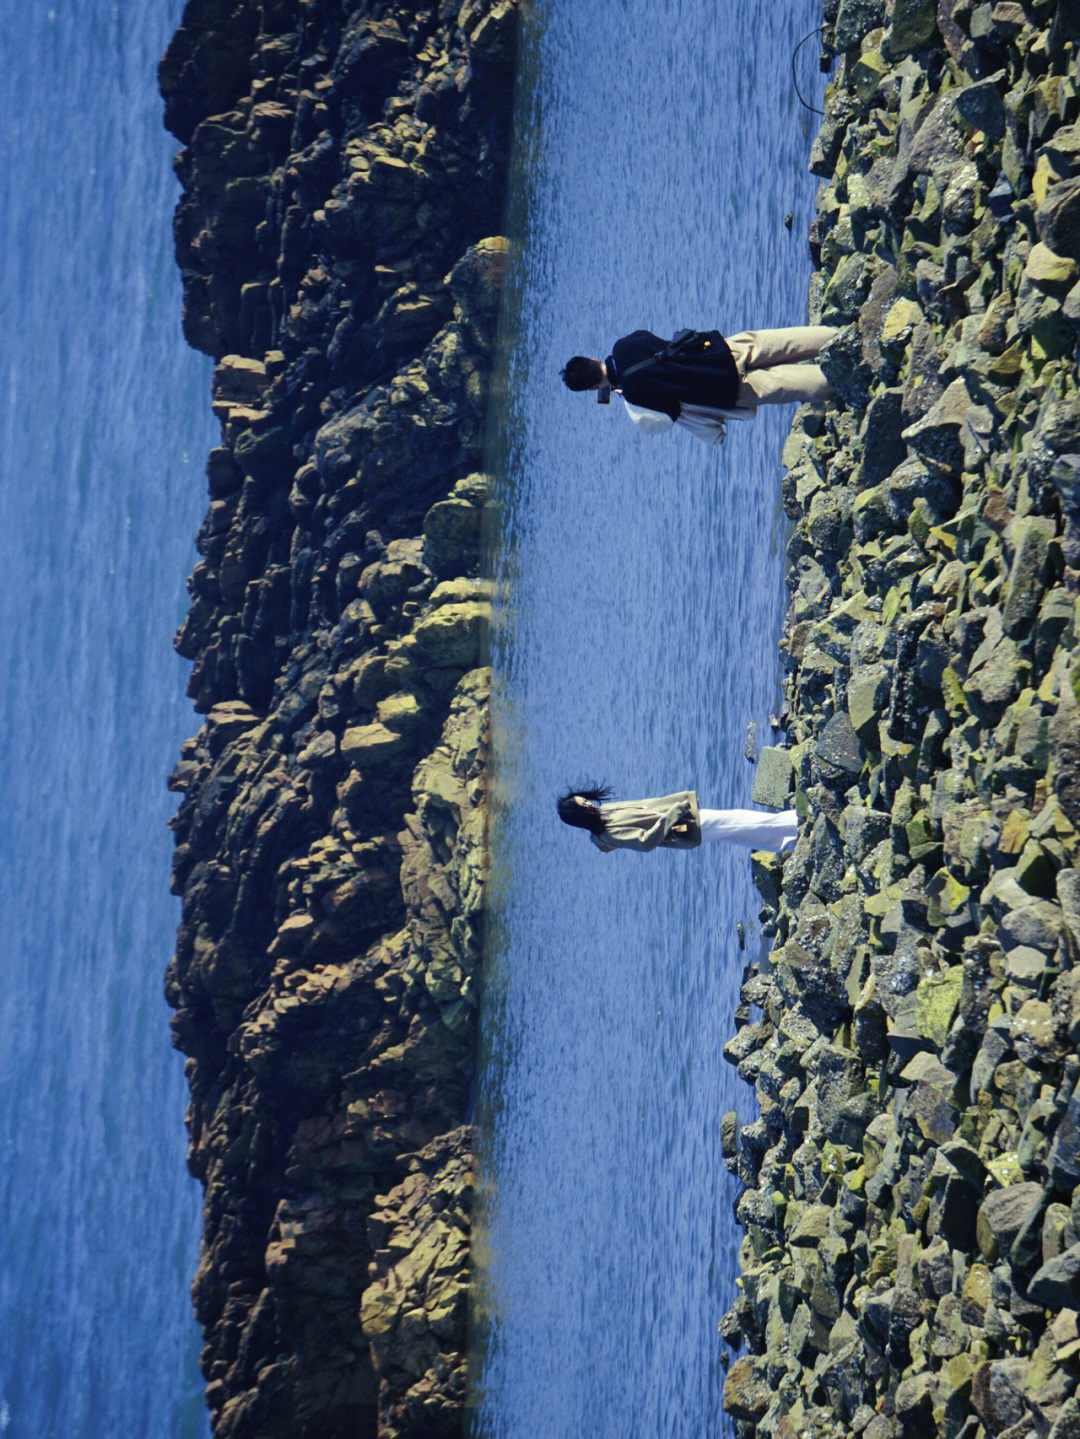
{"left": 473, "top": 3, "right": 825, "bottom": 1435}
{"left": 0, "top": 3, "right": 213, "bottom": 1436}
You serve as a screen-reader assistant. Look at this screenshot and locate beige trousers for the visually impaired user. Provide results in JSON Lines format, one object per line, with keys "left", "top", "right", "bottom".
{"left": 726, "top": 326, "right": 836, "bottom": 409}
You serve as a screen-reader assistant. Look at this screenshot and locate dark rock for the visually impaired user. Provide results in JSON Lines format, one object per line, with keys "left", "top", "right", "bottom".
{"left": 862, "top": 388, "right": 908, "bottom": 486}
{"left": 1037, "top": 178, "right": 1080, "bottom": 262}
{"left": 815, "top": 711, "right": 865, "bottom": 783}
{"left": 895, "top": 1371, "right": 935, "bottom": 1434}
{"left": 902, "top": 379, "right": 993, "bottom": 474}
{"left": 835, "top": 0, "right": 887, "bottom": 49}
{"left": 988, "top": 174, "right": 1015, "bottom": 218}
{"left": 976, "top": 1183, "right": 1046, "bottom": 1262}
{"left": 1027, "top": 1242, "right": 1080, "bottom": 1308}
{"left": 821, "top": 325, "right": 876, "bottom": 409}
{"left": 972, "top": 1358, "right": 1030, "bottom": 1435}
{"left": 953, "top": 73, "right": 1007, "bottom": 140}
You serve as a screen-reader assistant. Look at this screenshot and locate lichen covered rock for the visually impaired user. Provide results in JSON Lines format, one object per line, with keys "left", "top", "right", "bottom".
{"left": 724, "top": 8, "right": 1080, "bottom": 1436}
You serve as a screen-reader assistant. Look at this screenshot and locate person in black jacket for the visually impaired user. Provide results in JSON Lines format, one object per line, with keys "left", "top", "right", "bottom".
{"left": 561, "top": 325, "right": 836, "bottom": 445}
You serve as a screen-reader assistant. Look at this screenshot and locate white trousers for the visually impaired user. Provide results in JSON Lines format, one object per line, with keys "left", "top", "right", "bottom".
{"left": 699, "top": 808, "right": 799, "bottom": 853}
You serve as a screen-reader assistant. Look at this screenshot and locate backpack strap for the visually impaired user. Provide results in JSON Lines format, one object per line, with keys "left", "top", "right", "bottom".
{"left": 620, "top": 330, "right": 705, "bottom": 380}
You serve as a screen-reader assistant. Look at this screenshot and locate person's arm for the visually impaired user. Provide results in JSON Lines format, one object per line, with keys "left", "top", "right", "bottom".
{"left": 590, "top": 833, "right": 616, "bottom": 852}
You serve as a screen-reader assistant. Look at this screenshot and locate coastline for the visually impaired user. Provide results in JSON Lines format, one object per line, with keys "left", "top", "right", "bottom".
{"left": 160, "top": 2, "right": 517, "bottom": 1434}
{"left": 724, "top": 4, "right": 1080, "bottom": 1438}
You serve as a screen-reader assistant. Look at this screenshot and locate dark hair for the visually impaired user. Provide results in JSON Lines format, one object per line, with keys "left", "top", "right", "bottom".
{"left": 556, "top": 783, "right": 613, "bottom": 835}
{"left": 561, "top": 356, "right": 604, "bottom": 392}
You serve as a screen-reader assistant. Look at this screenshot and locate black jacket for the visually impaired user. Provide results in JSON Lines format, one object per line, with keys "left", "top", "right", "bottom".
{"left": 606, "top": 329, "right": 740, "bottom": 419}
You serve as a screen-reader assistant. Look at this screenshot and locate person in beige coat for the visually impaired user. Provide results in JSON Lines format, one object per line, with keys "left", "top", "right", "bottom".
{"left": 556, "top": 786, "right": 798, "bottom": 853}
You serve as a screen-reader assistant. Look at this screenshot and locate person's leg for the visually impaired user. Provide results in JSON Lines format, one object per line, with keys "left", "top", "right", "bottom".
{"left": 699, "top": 808, "right": 799, "bottom": 852}
{"left": 737, "top": 364, "right": 832, "bottom": 407}
{"left": 726, "top": 327, "right": 837, "bottom": 369}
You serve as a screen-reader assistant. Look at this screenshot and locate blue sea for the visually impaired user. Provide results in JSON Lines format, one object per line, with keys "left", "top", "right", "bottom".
{"left": 473, "top": 3, "right": 825, "bottom": 1435}
{"left": 0, "top": 2, "right": 213, "bottom": 1435}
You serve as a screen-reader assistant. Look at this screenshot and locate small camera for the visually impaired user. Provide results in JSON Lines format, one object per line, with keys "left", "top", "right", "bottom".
{"left": 597, "top": 384, "right": 611, "bottom": 405}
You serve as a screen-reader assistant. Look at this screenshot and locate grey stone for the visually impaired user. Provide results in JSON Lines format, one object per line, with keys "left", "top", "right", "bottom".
{"left": 1010, "top": 1186, "right": 1052, "bottom": 1270}
{"left": 842, "top": 804, "right": 890, "bottom": 864}
{"left": 999, "top": 900, "right": 1064, "bottom": 955}
{"left": 1027, "top": 1241, "right": 1080, "bottom": 1308}
{"left": 942, "top": 161, "right": 981, "bottom": 235}
{"left": 1037, "top": 179, "right": 1080, "bottom": 263}
{"left": 971, "top": 1025, "right": 1011, "bottom": 1099}
{"left": 966, "top": 634, "right": 1024, "bottom": 708}
{"left": 1047, "top": 1399, "right": 1080, "bottom": 1439}
{"left": 953, "top": 73, "right": 1007, "bottom": 141}
{"left": 1058, "top": 869, "right": 1080, "bottom": 951}
{"left": 886, "top": 0, "right": 938, "bottom": 55}
{"left": 1012, "top": 998, "right": 1061, "bottom": 1065}
{"left": 1002, "top": 518, "right": 1054, "bottom": 636}
{"left": 917, "top": 1236, "right": 954, "bottom": 1298}
{"left": 895, "top": 1371, "right": 934, "bottom": 1432}
{"left": 835, "top": 0, "right": 887, "bottom": 50}
{"left": 976, "top": 1182, "right": 1045, "bottom": 1262}
{"left": 1042, "top": 1203, "right": 1072, "bottom": 1264}
{"left": 1004, "top": 947, "right": 1047, "bottom": 989}
{"left": 908, "top": 94, "right": 966, "bottom": 188}
{"left": 821, "top": 325, "right": 875, "bottom": 410}
{"left": 862, "top": 388, "right": 908, "bottom": 485}
{"left": 972, "top": 1358, "right": 1029, "bottom": 1435}
{"left": 902, "top": 378, "right": 993, "bottom": 473}
{"left": 848, "top": 664, "right": 891, "bottom": 738}
{"left": 1047, "top": 1077, "right": 1080, "bottom": 1189}
{"left": 816, "top": 711, "right": 865, "bottom": 781}
{"left": 751, "top": 746, "right": 793, "bottom": 809}
{"left": 823, "top": 251, "right": 879, "bottom": 324}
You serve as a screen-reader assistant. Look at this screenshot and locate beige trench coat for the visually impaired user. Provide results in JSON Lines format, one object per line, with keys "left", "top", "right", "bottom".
{"left": 589, "top": 791, "right": 702, "bottom": 852}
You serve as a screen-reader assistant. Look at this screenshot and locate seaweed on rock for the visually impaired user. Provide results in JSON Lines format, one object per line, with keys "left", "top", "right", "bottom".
{"left": 160, "top": 3, "right": 517, "bottom": 1436}
{"left": 724, "top": 5, "right": 1080, "bottom": 1438}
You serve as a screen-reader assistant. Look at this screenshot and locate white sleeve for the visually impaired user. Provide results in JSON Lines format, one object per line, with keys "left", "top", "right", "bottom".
{"left": 622, "top": 398, "right": 674, "bottom": 435}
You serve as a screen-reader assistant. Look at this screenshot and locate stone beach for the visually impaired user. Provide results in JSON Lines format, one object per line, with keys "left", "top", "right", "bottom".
{"left": 160, "top": 1, "right": 516, "bottom": 1434}
{"left": 722, "top": 3, "right": 1080, "bottom": 1438}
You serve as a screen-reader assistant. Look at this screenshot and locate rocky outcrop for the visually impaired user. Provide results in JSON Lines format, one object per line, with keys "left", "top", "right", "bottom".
{"left": 160, "top": 2, "right": 517, "bottom": 1435}
{"left": 724, "top": 4, "right": 1080, "bottom": 1438}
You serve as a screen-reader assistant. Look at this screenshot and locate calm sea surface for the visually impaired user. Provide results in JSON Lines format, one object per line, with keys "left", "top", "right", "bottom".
{"left": 474, "top": 3, "right": 824, "bottom": 1435}
{"left": 0, "top": 3, "right": 213, "bottom": 1435}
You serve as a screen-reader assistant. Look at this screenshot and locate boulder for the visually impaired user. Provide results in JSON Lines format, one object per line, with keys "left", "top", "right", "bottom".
{"left": 976, "top": 1182, "right": 1045, "bottom": 1262}
{"left": 751, "top": 746, "right": 793, "bottom": 809}
{"left": 1037, "top": 178, "right": 1080, "bottom": 262}
{"left": 1028, "top": 1243, "right": 1080, "bottom": 1309}
{"left": 902, "top": 379, "right": 993, "bottom": 474}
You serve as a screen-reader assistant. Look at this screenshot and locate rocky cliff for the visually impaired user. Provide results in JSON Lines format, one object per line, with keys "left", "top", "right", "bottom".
{"left": 722, "top": 4, "right": 1080, "bottom": 1439}
{"left": 159, "top": 3, "right": 517, "bottom": 1435}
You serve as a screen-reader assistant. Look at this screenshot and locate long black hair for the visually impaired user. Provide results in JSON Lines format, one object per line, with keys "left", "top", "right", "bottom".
{"left": 556, "top": 783, "right": 613, "bottom": 835}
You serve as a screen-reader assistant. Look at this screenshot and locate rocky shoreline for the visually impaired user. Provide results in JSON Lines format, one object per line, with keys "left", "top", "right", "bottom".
{"left": 160, "top": 2, "right": 516, "bottom": 1435}
{"left": 722, "top": 3, "right": 1080, "bottom": 1438}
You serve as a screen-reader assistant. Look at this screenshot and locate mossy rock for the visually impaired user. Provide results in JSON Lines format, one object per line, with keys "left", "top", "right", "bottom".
{"left": 915, "top": 964, "right": 964, "bottom": 1047}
